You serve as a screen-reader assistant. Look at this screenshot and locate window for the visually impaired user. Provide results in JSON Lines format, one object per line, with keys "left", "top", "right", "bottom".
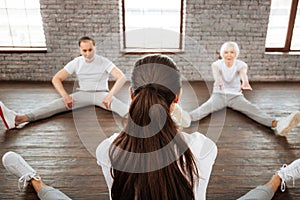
{"left": 265, "top": 0, "right": 300, "bottom": 52}
{"left": 0, "top": 0, "right": 46, "bottom": 52}
{"left": 121, "top": 0, "right": 184, "bottom": 53}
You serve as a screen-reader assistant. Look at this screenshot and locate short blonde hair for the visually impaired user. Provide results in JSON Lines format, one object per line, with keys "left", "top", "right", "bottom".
{"left": 220, "top": 41, "right": 240, "bottom": 59}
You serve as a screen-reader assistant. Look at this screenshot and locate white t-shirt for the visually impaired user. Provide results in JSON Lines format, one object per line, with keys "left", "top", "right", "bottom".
{"left": 64, "top": 54, "right": 116, "bottom": 91}
{"left": 96, "top": 132, "right": 218, "bottom": 200}
{"left": 212, "top": 59, "right": 247, "bottom": 94}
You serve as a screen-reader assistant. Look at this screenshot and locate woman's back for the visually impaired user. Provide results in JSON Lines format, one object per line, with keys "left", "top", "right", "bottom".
{"left": 96, "top": 54, "right": 217, "bottom": 200}
{"left": 96, "top": 131, "right": 217, "bottom": 200}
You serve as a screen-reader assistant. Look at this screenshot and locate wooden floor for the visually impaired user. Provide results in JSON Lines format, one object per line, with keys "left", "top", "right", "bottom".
{"left": 0, "top": 81, "right": 300, "bottom": 200}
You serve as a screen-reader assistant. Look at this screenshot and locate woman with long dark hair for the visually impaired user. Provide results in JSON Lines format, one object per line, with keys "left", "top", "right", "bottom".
{"left": 96, "top": 54, "right": 217, "bottom": 200}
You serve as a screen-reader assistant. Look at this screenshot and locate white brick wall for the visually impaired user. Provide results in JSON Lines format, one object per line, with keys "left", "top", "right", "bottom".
{"left": 0, "top": 0, "right": 299, "bottom": 81}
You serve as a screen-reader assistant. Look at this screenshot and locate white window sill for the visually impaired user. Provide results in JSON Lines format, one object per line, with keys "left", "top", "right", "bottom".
{"left": 0, "top": 47, "right": 47, "bottom": 53}
{"left": 265, "top": 51, "right": 300, "bottom": 56}
{"left": 120, "top": 48, "right": 184, "bottom": 54}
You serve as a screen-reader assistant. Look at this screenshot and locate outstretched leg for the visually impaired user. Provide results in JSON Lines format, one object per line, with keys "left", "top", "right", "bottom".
{"left": 238, "top": 159, "right": 300, "bottom": 200}
{"left": 237, "top": 175, "right": 278, "bottom": 200}
{"left": 189, "top": 93, "right": 227, "bottom": 122}
{"left": 228, "top": 95, "right": 300, "bottom": 136}
{"left": 228, "top": 94, "right": 274, "bottom": 127}
{"left": 94, "top": 92, "right": 129, "bottom": 118}
{"left": 2, "top": 151, "right": 71, "bottom": 200}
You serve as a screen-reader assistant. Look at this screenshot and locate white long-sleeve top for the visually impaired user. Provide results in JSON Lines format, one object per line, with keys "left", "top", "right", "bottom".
{"left": 96, "top": 132, "right": 218, "bottom": 200}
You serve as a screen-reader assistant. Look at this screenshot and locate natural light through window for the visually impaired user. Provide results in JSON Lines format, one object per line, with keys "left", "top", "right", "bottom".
{"left": 291, "top": 5, "right": 300, "bottom": 50}
{"left": 0, "top": 0, "right": 46, "bottom": 50}
{"left": 265, "top": 0, "right": 300, "bottom": 52}
{"left": 123, "top": 0, "right": 183, "bottom": 51}
{"left": 265, "top": 0, "right": 292, "bottom": 48}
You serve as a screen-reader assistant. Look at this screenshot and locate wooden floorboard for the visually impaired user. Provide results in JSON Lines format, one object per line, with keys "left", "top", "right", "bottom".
{"left": 0, "top": 81, "right": 300, "bottom": 200}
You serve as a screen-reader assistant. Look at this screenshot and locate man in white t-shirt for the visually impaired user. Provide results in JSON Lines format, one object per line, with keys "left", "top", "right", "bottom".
{"left": 189, "top": 41, "right": 300, "bottom": 137}
{"left": 0, "top": 36, "right": 129, "bottom": 129}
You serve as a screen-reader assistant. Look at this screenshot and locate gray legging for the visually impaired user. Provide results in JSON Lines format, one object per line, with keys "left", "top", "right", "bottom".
{"left": 26, "top": 91, "right": 129, "bottom": 121}
{"left": 237, "top": 185, "right": 275, "bottom": 200}
{"left": 37, "top": 185, "right": 274, "bottom": 200}
{"left": 190, "top": 93, "right": 275, "bottom": 127}
{"left": 38, "top": 186, "right": 71, "bottom": 200}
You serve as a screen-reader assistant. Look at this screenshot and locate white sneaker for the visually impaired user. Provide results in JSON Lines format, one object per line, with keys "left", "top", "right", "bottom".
{"left": 2, "top": 151, "right": 41, "bottom": 191}
{"left": 0, "top": 101, "right": 17, "bottom": 129}
{"left": 275, "top": 111, "right": 300, "bottom": 136}
{"left": 277, "top": 159, "right": 300, "bottom": 192}
{"left": 171, "top": 104, "right": 191, "bottom": 128}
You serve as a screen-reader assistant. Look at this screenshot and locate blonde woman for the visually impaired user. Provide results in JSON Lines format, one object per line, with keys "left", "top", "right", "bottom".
{"left": 190, "top": 41, "right": 300, "bottom": 136}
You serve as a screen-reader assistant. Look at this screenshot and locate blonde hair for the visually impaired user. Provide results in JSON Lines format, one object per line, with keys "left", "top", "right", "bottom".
{"left": 220, "top": 41, "right": 240, "bottom": 59}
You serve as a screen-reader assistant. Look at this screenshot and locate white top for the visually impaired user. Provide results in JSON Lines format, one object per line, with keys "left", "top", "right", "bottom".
{"left": 64, "top": 54, "right": 115, "bottom": 91}
{"left": 212, "top": 59, "right": 247, "bottom": 94}
{"left": 96, "top": 132, "right": 218, "bottom": 200}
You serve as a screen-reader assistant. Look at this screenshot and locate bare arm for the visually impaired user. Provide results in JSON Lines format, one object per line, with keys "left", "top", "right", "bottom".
{"left": 52, "top": 69, "right": 73, "bottom": 109}
{"left": 102, "top": 67, "right": 127, "bottom": 109}
{"left": 239, "top": 65, "right": 252, "bottom": 91}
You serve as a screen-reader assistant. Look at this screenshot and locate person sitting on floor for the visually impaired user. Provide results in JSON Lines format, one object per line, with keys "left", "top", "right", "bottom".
{"left": 189, "top": 41, "right": 300, "bottom": 136}
{"left": 0, "top": 36, "right": 129, "bottom": 130}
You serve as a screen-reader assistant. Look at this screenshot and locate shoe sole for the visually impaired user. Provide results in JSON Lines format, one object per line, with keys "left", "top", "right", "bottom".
{"left": 279, "top": 112, "right": 300, "bottom": 136}
{"left": 0, "top": 106, "right": 9, "bottom": 129}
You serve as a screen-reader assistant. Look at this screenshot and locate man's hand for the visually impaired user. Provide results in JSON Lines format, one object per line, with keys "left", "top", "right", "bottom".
{"left": 52, "top": 69, "right": 72, "bottom": 108}
{"left": 63, "top": 95, "right": 74, "bottom": 109}
{"left": 102, "top": 95, "right": 112, "bottom": 109}
{"left": 214, "top": 79, "right": 223, "bottom": 90}
{"left": 102, "top": 66, "right": 126, "bottom": 110}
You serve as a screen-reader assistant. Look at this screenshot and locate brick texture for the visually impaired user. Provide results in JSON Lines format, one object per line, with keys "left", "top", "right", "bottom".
{"left": 0, "top": 0, "right": 299, "bottom": 81}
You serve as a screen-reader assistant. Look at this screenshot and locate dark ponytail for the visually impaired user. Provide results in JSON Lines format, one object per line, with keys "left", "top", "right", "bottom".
{"left": 109, "top": 55, "right": 198, "bottom": 200}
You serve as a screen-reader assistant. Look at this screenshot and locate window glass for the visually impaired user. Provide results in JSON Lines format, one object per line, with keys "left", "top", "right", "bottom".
{"left": 265, "top": 0, "right": 292, "bottom": 48}
{"left": 123, "top": 0, "right": 183, "bottom": 50}
{"left": 0, "top": 0, "right": 46, "bottom": 49}
{"left": 291, "top": 5, "right": 300, "bottom": 50}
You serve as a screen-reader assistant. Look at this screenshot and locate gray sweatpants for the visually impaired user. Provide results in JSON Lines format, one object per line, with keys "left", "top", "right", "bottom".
{"left": 189, "top": 93, "right": 274, "bottom": 127}
{"left": 26, "top": 91, "right": 129, "bottom": 121}
{"left": 37, "top": 185, "right": 274, "bottom": 200}
{"left": 38, "top": 186, "right": 71, "bottom": 200}
{"left": 237, "top": 185, "right": 275, "bottom": 200}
